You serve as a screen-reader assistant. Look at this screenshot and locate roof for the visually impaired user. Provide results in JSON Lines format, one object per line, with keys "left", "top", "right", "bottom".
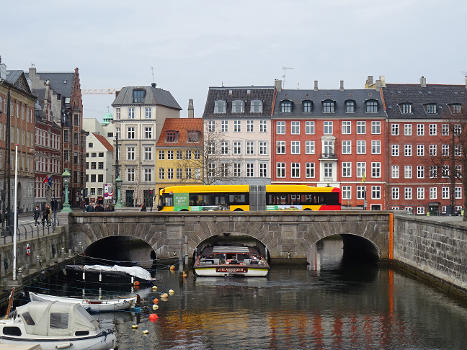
{"left": 5, "top": 70, "right": 34, "bottom": 97}
{"left": 26, "top": 72, "right": 74, "bottom": 97}
{"left": 203, "top": 86, "right": 275, "bottom": 118}
{"left": 272, "top": 88, "right": 386, "bottom": 118}
{"left": 93, "top": 133, "right": 114, "bottom": 152}
{"left": 112, "top": 85, "right": 181, "bottom": 110}
{"left": 156, "top": 118, "right": 203, "bottom": 147}
{"left": 381, "top": 84, "right": 466, "bottom": 119}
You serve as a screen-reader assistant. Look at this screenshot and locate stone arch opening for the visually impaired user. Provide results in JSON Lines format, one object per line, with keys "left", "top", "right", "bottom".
{"left": 194, "top": 233, "right": 270, "bottom": 264}
{"left": 85, "top": 236, "right": 156, "bottom": 268}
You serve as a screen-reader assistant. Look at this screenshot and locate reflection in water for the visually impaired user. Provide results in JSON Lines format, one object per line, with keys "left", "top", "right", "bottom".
{"left": 18, "top": 239, "right": 467, "bottom": 350}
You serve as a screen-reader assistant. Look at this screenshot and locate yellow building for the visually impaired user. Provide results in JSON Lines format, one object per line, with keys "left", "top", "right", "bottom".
{"left": 155, "top": 117, "right": 204, "bottom": 203}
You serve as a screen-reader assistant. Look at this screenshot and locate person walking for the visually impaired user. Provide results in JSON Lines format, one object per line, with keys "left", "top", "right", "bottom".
{"left": 42, "top": 204, "right": 50, "bottom": 227}
{"left": 33, "top": 205, "right": 40, "bottom": 226}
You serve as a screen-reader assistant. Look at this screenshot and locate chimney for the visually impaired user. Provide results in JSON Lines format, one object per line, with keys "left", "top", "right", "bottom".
{"left": 366, "top": 75, "right": 374, "bottom": 88}
{"left": 151, "top": 82, "right": 156, "bottom": 88}
{"left": 420, "top": 76, "right": 426, "bottom": 87}
{"left": 0, "top": 56, "right": 6, "bottom": 80}
{"left": 274, "top": 79, "right": 282, "bottom": 92}
{"left": 187, "top": 98, "right": 194, "bottom": 118}
{"left": 339, "top": 80, "right": 344, "bottom": 91}
{"left": 379, "top": 75, "right": 386, "bottom": 87}
{"left": 115, "top": 90, "right": 120, "bottom": 98}
{"left": 314, "top": 80, "right": 318, "bottom": 91}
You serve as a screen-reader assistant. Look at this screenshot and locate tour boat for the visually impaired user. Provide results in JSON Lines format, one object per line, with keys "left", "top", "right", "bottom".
{"left": 65, "top": 264, "right": 154, "bottom": 286}
{"left": 194, "top": 245, "right": 270, "bottom": 277}
{"left": 29, "top": 292, "right": 138, "bottom": 313}
{"left": 0, "top": 301, "right": 116, "bottom": 350}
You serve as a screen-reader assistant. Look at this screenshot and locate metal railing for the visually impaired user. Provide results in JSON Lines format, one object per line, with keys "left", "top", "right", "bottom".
{"left": 0, "top": 216, "right": 61, "bottom": 245}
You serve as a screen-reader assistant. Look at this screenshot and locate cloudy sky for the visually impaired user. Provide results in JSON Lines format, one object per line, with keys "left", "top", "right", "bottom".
{"left": 2, "top": 0, "right": 466, "bottom": 119}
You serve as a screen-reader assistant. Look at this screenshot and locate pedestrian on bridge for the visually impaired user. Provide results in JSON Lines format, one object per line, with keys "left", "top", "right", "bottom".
{"left": 33, "top": 205, "right": 40, "bottom": 226}
{"left": 42, "top": 204, "right": 51, "bottom": 227}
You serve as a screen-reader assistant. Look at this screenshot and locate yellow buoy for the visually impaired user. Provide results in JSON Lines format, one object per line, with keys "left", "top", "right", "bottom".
{"left": 161, "top": 293, "right": 168, "bottom": 299}
{"left": 152, "top": 285, "right": 158, "bottom": 291}
{"left": 169, "top": 265, "right": 176, "bottom": 271}
{"left": 142, "top": 330, "right": 149, "bottom": 334}
{"left": 131, "top": 324, "right": 138, "bottom": 329}
{"left": 168, "top": 289, "right": 175, "bottom": 295}
{"left": 152, "top": 304, "right": 159, "bottom": 310}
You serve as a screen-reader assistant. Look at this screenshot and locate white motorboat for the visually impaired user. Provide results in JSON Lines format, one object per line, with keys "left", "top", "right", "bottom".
{"left": 65, "top": 264, "right": 154, "bottom": 286}
{"left": 194, "top": 245, "right": 270, "bottom": 277}
{"left": 0, "top": 301, "right": 116, "bottom": 350}
{"left": 29, "top": 292, "right": 138, "bottom": 313}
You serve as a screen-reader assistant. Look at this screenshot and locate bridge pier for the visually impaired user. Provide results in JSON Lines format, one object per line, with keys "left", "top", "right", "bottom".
{"left": 307, "top": 243, "right": 320, "bottom": 272}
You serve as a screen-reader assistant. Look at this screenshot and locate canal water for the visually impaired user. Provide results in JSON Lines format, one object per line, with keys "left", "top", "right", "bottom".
{"left": 14, "top": 239, "right": 467, "bottom": 350}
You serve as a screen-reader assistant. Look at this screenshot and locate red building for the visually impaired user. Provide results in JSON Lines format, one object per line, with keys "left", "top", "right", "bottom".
{"left": 381, "top": 78, "right": 465, "bottom": 215}
{"left": 271, "top": 80, "right": 387, "bottom": 210}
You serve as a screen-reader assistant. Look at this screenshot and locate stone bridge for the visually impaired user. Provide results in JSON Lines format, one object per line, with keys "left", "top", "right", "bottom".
{"left": 69, "top": 211, "right": 392, "bottom": 266}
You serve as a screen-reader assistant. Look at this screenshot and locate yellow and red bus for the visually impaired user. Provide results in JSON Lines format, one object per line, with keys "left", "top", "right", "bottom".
{"left": 158, "top": 185, "right": 341, "bottom": 211}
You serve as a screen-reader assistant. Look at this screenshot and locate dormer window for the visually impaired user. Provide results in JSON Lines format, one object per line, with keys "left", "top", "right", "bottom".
{"left": 166, "top": 130, "right": 179, "bottom": 143}
{"left": 322, "top": 100, "right": 335, "bottom": 113}
{"left": 214, "top": 100, "right": 226, "bottom": 114}
{"left": 400, "top": 103, "right": 412, "bottom": 114}
{"left": 425, "top": 103, "right": 437, "bottom": 114}
{"left": 345, "top": 100, "right": 355, "bottom": 113}
{"left": 449, "top": 104, "right": 462, "bottom": 114}
{"left": 281, "top": 100, "right": 293, "bottom": 113}
{"left": 365, "top": 100, "right": 378, "bottom": 113}
{"left": 187, "top": 130, "right": 201, "bottom": 142}
{"left": 250, "top": 100, "right": 263, "bottom": 113}
{"left": 303, "top": 100, "right": 313, "bottom": 113}
{"left": 232, "top": 100, "right": 244, "bottom": 113}
{"left": 132, "top": 89, "right": 145, "bottom": 103}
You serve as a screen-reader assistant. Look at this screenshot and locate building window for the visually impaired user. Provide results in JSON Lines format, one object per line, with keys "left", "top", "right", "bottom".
{"left": 144, "top": 168, "right": 152, "bottom": 182}
{"left": 276, "top": 121, "right": 285, "bottom": 134}
{"left": 442, "top": 187, "right": 449, "bottom": 199}
{"left": 233, "top": 163, "right": 241, "bottom": 177}
{"left": 391, "top": 124, "right": 399, "bottom": 136}
{"left": 247, "top": 120, "right": 254, "bottom": 132}
{"left": 429, "top": 124, "right": 437, "bottom": 136}
{"left": 405, "top": 187, "right": 412, "bottom": 200}
{"left": 177, "top": 168, "right": 183, "bottom": 179}
{"left": 127, "top": 168, "right": 135, "bottom": 182}
{"left": 291, "top": 121, "right": 300, "bottom": 134}
{"left": 323, "top": 163, "right": 333, "bottom": 178}
{"left": 305, "top": 121, "right": 315, "bottom": 135}
{"left": 303, "top": 100, "right": 313, "bottom": 112}
{"left": 207, "top": 120, "right": 215, "bottom": 132}
{"left": 133, "top": 89, "right": 145, "bottom": 103}
{"left": 429, "top": 165, "right": 437, "bottom": 178}
{"left": 442, "top": 165, "right": 449, "bottom": 177}
{"left": 404, "top": 165, "right": 412, "bottom": 179}
{"left": 251, "top": 100, "right": 263, "bottom": 113}
{"left": 159, "top": 168, "right": 165, "bottom": 180}
{"left": 404, "top": 144, "right": 412, "bottom": 156}
{"left": 417, "top": 165, "right": 425, "bottom": 178}
{"left": 322, "top": 100, "right": 335, "bottom": 113}
{"left": 281, "top": 100, "right": 293, "bottom": 113}
{"left": 128, "top": 107, "right": 135, "bottom": 119}
{"left": 371, "top": 140, "right": 381, "bottom": 154}
{"left": 429, "top": 187, "right": 437, "bottom": 199}
{"left": 342, "top": 140, "right": 351, "bottom": 154}
{"left": 259, "top": 120, "right": 267, "bottom": 133}
{"left": 176, "top": 150, "right": 183, "bottom": 160}
{"left": 305, "top": 141, "right": 315, "bottom": 154}
{"left": 145, "top": 107, "right": 152, "bottom": 119}
{"left": 246, "top": 141, "right": 254, "bottom": 155}
{"left": 276, "top": 162, "right": 286, "bottom": 178}
{"left": 232, "top": 100, "right": 244, "bottom": 113}
{"left": 259, "top": 163, "right": 267, "bottom": 177}
{"left": 234, "top": 120, "right": 241, "bottom": 132}
{"left": 356, "top": 140, "right": 366, "bottom": 154}
{"left": 371, "top": 121, "right": 381, "bottom": 134}
{"left": 371, "top": 186, "right": 381, "bottom": 199}
{"left": 342, "top": 162, "right": 351, "bottom": 177}
{"left": 356, "top": 162, "right": 366, "bottom": 178}
{"left": 98, "top": 162, "right": 104, "bottom": 169}
{"left": 429, "top": 145, "right": 437, "bottom": 156}
{"left": 167, "top": 168, "right": 174, "bottom": 179}
{"left": 323, "top": 121, "right": 333, "bottom": 135}
{"left": 403, "top": 124, "right": 412, "bottom": 136}
{"left": 221, "top": 163, "right": 229, "bottom": 177}
{"left": 144, "top": 147, "right": 152, "bottom": 161}
{"left": 221, "top": 120, "right": 228, "bottom": 132}
{"left": 259, "top": 141, "right": 267, "bottom": 155}
{"left": 194, "top": 150, "right": 200, "bottom": 160}
{"left": 166, "top": 131, "right": 178, "bottom": 142}
{"left": 145, "top": 127, "right": 152, "bottom": 139}
{"left": 276, "top": 141, "right": 286, "bottom": 154}
{"left": 392, "top": 165, "right": 399, "bottom": 178}
{"left": 356, "top": 121, "right": 366, "bottom": 134}
{"left": 417, "top": 187, "right": 425, "bottom": 200}
{"left": 167, "top": 150, "right": 174, "bottom": 160}
{"left": 158, "top": 150, "right": 165, "bottom": 160}
{"left": 214, "top": 100, "right": 226, "bottom": 113}
{"left": 342, "top": 186, "right": 351, "bottom": 200}
{"left": 186, "top": 168, "right": 192, "bottom": 179}
{"left": 221, "top": 141, "right": 229, "bottom": 155}
{"left": 291, "top": 163, "right": 300, "bottom": 178}
{"left": 357, "top": 186, "right": 366, "bottom": 200}
{"left": 417, "top": 124, "right": 424, "bottom": 136}
{"left": 185, "top": 150, "right": 192, "bottom": 159}
{"left": 233, "top": 141, "right": 241, "bottom": 155}
{"left": 342, "top": 121, "right": 351, "bottom": 134}
{"left": 392, "top": 187, "right": 399, "bottom": 200}
{"left": 449, "top": 104, "right": 462, "bottom": 114}
{"left": 455, "top": 187, "right": 462, "bottom": 199}
{"left": 127, "top": 146, "right": 135, "bottom": 160}
{"left": 345, "top": 100, "right": 355, "bottom": 113}
{"left": 400, "top": 103, "right": 412, "bottom": 114}
{"left": 246, "top": 163, "right": 254, "bottom": 177}
{"left": 127, "top": 127, "right": 135, "bottom": 139}
{"left": 365, "top": 100, "right": 378, "bottom": 113}
{"left": 306, "top": 163, "right": 315, "bottom": 178}
{"left": 442, "top": 144, "right": 449, "bottom": 156}
{"left": 291, "top": 141, "right": 300, "bottom": 154}
{"left": 417, "top": 207, "right": 425, "bottom": 215}
{"left": 417, "top": 145, "right": 424, "bottom": 156}
{"left": 371, "top": 162, "right": 381, "bottom": 178}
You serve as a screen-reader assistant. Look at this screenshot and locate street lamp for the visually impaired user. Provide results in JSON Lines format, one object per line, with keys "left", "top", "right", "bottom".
{"left": 115, "top": 175, "right": 123, "bottom": 208}
{"left": 61, "top": 169, "right": 72, "bottom": 213}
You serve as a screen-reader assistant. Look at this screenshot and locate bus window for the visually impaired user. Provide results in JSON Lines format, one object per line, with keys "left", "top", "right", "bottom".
{"left": 163, "top": 195, "right": 174, "bottom": 207}
{"left": 280, "top": 194, "right": 287, "bottom": 205}
{"left": 229, "top": 194, "right": 246, "bottom": 204}
{"left": 291, "top": 194, "right": 300, "bottom": 205}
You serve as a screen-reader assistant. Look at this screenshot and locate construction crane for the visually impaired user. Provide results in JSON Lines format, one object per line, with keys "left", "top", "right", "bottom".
{"left": 281, "top": 66, "right": 294, "bottom": 88}
{"left": 82, "top": 88, "right": 116, "bottom": 94}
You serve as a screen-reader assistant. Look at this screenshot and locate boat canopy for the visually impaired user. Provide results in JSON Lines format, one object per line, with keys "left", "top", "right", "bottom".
{"left": 16, "top": 301, "right": 98, "bottom": 337}
{"left": 212, "top": 246, "right": 250, "bottom": 254}
{"left": 83, "top": 264, "right": 152, "bottom": 281}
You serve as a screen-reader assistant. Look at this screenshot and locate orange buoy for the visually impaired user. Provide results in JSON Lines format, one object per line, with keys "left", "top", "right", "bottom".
{"left": 153, "top": 298, "right": 159, "bottom": 304}
{"left": 182, "top": 271, "right": 188, "bottom": 278}
{"left": 134, "top": 281, "right": 140, "bottom": 287}
{"left": 169, "top": 265, "right": 176, "bottom": 271}
{"left": 149, "top": 314, "right": 159, "bottom": 322}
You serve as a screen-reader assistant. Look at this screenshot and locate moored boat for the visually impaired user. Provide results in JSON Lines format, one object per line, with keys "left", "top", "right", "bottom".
{"left": 194, "top": 245, "right": 270, "bottom": 277}
{"left": 29, "top": 292, "right": 138, "bottom": 313}
{"left": 0, "top": 301, "right": 116, "bottom": 350}
{"left": 65, "top": 264, "right": 154, "bottom": 286}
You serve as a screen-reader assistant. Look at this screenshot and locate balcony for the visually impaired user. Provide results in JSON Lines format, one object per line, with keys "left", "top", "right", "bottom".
{"left": 319, "top": 153, "right": 338, "bottom": 160}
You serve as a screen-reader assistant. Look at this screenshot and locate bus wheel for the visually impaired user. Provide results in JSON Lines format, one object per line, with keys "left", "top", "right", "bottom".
{"left": 304, "top": 208, "right": 311, "bottom": 211}
{"left": 180, "top": 209, "right": 189, "bottom": 211}
{"left": 233, "top": 209, "right": 243, "bottom": 211}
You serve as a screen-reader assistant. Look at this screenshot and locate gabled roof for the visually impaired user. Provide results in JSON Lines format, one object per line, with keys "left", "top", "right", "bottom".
{"left": 5, "top": 70, "right": 34, "bottom": 97}
{"left": 203, "top": 86, "right": 274, "bottom": 118}
{"left": 93, "top": 133, "right": 114, "bottom": 152}
{"left": 157, "top": 118, "right": 203, "bottom": 147}
{"left": 272, "top": 88, "right": 386, "bottom": 118}
{"left": 381, "top": 84, "right": 466, "bottom": 119}
{"left": 112, "top": 85, "right": 181, "bottom": 110}
{"left": 26, "top": 72, "right": 74, "bottom": 98}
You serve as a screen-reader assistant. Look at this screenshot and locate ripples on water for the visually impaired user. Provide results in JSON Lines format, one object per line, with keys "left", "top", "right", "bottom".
{"left": 20, "top": 240, "right": 467, "bottom": 350}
